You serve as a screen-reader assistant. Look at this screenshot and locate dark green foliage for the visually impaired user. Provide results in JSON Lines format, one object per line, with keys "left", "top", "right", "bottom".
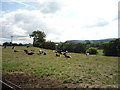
{"left": 33, "top": 42, "right": 41, "bottom": 47}
{"left": 62, "top": 41, "right": 76, "bottom": 52}
{"left": 103, "top": 39, "right": 120, "bottom": 56}
{"left": 3, "top": 42, "right": 10, "bottom": 46}
{"left": 57, "top": 41, "right": 86, "bottom": 53}
{"left": 86, "top": 47, "right": 98, "bottom": 54}
{"left": 74, "top": 43, "right": 86, "bottom": 53}
{"left": 57, "top": 43, "right": 64, "bottom": 50}
{"left": 3, "top": 42, "right": 24, "bottom": 46}
{"left": 41, "top": 41, "right": 56, "bottom": 50}
{"left": 85, "top": 40, "right": 91, "bottom": 44}
{"left": 29, "top": 30, "right": 46, "bottom": 47}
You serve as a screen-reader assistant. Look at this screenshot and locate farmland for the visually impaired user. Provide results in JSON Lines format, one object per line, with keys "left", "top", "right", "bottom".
{"left": 2, "top": 46, "right": 118, "bottom": 88}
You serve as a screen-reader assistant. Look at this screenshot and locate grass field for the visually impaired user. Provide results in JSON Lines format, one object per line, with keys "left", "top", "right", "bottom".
{"left": 2, "top": 46, "right": 118, "bottom": 88}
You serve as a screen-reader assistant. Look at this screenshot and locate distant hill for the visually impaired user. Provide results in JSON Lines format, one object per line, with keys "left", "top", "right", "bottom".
{"left": 67, "top": 38, "right": 118, "bottom": 43}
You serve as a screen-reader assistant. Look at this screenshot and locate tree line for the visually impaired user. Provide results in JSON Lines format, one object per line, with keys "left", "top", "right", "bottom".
{"left": 3, "top": 30, "right": 120, "bottom": 57}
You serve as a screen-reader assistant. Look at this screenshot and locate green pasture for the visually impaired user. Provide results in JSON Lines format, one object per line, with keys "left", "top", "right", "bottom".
{"left": 2, "top": 46, "right": 118, "bottom": 88}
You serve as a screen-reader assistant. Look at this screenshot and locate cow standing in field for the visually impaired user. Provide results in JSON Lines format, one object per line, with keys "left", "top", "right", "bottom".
{"left": 12, "top": 45, "right": 15, "bottom": 49}
{"left": 4, "top": 45, "right": 7, "bottom": 48}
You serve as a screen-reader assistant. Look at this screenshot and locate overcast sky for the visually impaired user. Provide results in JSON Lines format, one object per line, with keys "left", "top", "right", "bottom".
{"left": 0, "top": 0, "right": 119, "bottom": 44}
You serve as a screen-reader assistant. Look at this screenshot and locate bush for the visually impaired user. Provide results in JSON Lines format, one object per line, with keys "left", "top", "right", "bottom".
{"left": 86, "top": 47, "right": 98, "bottom": 54}
{"left": 33, "top": 42, "right": 41, "bottom": 47}
{"left": 41, "top": 41, "right": 56, "bottom": 50}
{"left": 58, "top": 41, "right": 86, "bottom": 53}
{"left": 103, "top": 39, "right": 120, "bottom": 56}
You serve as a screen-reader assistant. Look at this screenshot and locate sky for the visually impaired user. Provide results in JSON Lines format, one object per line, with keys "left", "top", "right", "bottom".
{"left": 0, "top": 0, "right": 119, "bottom": 44}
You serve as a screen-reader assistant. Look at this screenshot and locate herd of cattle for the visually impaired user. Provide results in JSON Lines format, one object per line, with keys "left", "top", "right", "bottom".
{"left": 4, "top": 45, "right": 90, "bottom": 58}
{"left": 3, "top": 45, "right": 73, "bottom": 58}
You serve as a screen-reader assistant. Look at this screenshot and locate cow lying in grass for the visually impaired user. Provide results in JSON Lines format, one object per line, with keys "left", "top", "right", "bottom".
{"left": 39, "top": 50, "right": 47, "bottom": 55}
{"left": 24, "top": 49, "right": 34, "bottom": 55}
{"left": 14, "top": 50, "right": 19, "bottom": 52}
{"left": 53, "top": 50, "right": 63, "bottom": 54}
{"left": 27, "top": 52, "right": 34, "bottom": 55}
{"left": 63, "top": 52, "right": 72, "bottom": 58}
{"left": 56, "top": 53, "right": 60, "bottom": 57}
{"left": 24, "top": 49, "right": 28, "bottom": 54}
{"left": 86, "top": 53, "right": 90, "bottom": 56}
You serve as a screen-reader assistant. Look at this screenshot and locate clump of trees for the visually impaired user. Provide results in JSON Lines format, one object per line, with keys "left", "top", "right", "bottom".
{"left": 103, "top": 39, "right": 120, "bottom": 56}
{"left": 57, "top": 41, "right": 86, "bottom": 53}
{"left": 29, "top": 30, "right": 56, "bottom": 50}
{"left": 3, "top": 42, "right": 24, "bottom": 46}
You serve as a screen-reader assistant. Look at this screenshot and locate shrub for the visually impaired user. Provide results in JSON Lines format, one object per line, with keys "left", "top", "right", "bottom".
{"left": 86, "top": 47, "right": 98, "bottom": 54}
{"left": 33, "top": 42, "right": 41, "bottom": 47}
{"left": 41, "top": 41, "right": 56, "bottom": 50}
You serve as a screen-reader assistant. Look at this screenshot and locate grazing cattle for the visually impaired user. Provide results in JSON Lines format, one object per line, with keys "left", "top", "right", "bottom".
{"left": 53, "top": 50, "right": 62, "bottom": 54}
{"left": 63, "top": 52, "right": 67, "bottom": 56}
{"left": 53, "top": 50, "right": 57, "bottom": 53}
{"left": 12, "top": 45, "right": 15, "bottom": 49}
{"left": 63, "top": 52, "right": 72, "bottom": 58}
{"left": 24, "top": 49, "right": 28, "bottom": 54}
{"left": 43, "top": 52, "right": 47, "bottom": 55}
{"left": 56, "top": 53, "right": 60, "bottom": 57}
{"left": 27, "top": 46, "right": 30, "bottom": 48}
{"left": 86, "top": 53, "right": 90, "bottom": 56}
{"left": 39, "top": 50, "right": 44, "bottom": 55}
{"left": 14, "top": 50, "right": 19, "bottom": 52}
{"left": 4, "top": 45, "right": 7, "bottom": 48}
{"left": 39, "top": 50, "right": 47, "bottom": 55}
{"left": 64, "top": 54, "right": 72, "bottom": 58}
{"left": 27, "top": 52, "right": 34, "bottom": 55}
{"left": 57, "top": 50, "right": 62, "bottom": 54}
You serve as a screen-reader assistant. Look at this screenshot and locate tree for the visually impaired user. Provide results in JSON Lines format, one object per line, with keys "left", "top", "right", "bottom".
{"left": 29, "top": 30, "right": 46, "bottom": 47}
{"left": 3, "top": 42, "right": 9, "bottom": 47}
{"left": 62, "top": 41, "right": 75, "bottom": 52}
{"left": 74, "top": 43, "right": 86, "bottom": 53}
{"left": 59, "top": 41, "right": 86, "bottom": 53}
{"left": 103, "top": 39, "right": 120, "bottom": 56}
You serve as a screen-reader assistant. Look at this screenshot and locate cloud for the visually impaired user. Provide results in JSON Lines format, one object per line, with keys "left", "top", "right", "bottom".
{"left": 84, "top": 19, "right": 109, "bottom": 28}
{"left": 1, "top": 9, "right": 63, "bottom": 44}
{"left": 39, "top": 1, "right": 62, "bottom": 14}
{"left": 1, "top": 0, "right": 118, "bottom": 44}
